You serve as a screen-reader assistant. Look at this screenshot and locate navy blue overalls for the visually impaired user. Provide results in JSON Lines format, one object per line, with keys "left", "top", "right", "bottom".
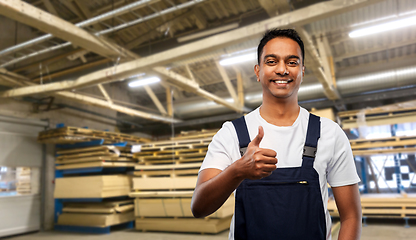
{"left": 231, "top": 113, "right": 326, "bottom": 240}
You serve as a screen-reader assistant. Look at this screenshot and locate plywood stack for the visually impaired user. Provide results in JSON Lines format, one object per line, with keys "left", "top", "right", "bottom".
{"left": 129, "top": 130, "right": 233, "bottom": 234}
{"left": 55, "top": 145, "right": 136, "bottom": 170}
{"left": 54, "top": 144, "right": 139, "bottom": 231}
{"left": 38, "top": 126, "right": 150, "bottom": 144}
{"left": 338, "top": 101, "right": 416, "bottom": 130}
{"left": 350, "top": 135, "right": 416, "bottom": 156}
{"left": 328, "top": 194, "right": 416, "bottom": 219}
{"left": 16, "top": 167, "right": 31, "bottom": 195}
{"left": 57, "top": 200, "right": 135, "bottom": 227}
{"left": 41, "top": 125, "right": 152, "bottom": 233}
{"left": 54, "top": 174, "right": 132, "bottom": 199}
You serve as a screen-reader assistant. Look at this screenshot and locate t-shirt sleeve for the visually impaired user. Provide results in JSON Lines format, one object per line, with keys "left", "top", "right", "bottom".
{"left": 199, "top": 122, "right": 240, "bottom": 172}
{"left": 327, "top": 124, "right": 361, "bottom": 187}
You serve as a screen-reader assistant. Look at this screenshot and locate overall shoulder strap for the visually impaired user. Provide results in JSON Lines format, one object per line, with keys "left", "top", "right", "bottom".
{"left": 302, "top": 113, "right": 321, "bottom": 168}
{"left": 231, "top": 116, "right": 250, "bottom": 156}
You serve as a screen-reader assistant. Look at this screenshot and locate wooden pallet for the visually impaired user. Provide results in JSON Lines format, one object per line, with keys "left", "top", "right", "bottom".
{"left": 56, "top": 161, "right": 136, "bottom": 170}
{"left": 169, "top": 129, "right": 218, "bottom": 140}
{"left": 55, "top": 156, "right": 134, "bottom": 165}
{"left": 135, "top": 216, "right": 232, "bottom": 234}
{"left": 328, "top": 194, "right": 416, "bottom": 219}
{"left": 129, "top": 190, "right": 194, "bottom": 198}
{"left": 63, "top": 200, "right": 134, "bottom": 214}
{"left": 57, "top": 211, "right": 135, "bottom": 227}
{"left": 132, "top": 176, "right": 197, "bottom": 191}
{"left": 349, "top": 135, "right": 416, "bottom": 156}
{"left": 38, "top": 126, "right": 151, "bottom": 144}
{"left": 350, "top": 136, "right": 416, "bottom": 150}
{"left": 54, "top": 175, "right": 131, "bottom": 199}
{"left": 353, "top": 147, "right": 416, "bottom": 156}
{"left": 350, "top": 136, "right": 416, "bottom": 148}
{"left": 133, "top": 162, "right": 201, "bottom": 178}
{"left": 57, "top": 150, "right": 119, "bottom": 161}
{"left": 136, "top": 154, "right": 206, "bottom": 165}
{"left": 139, "top": 137, "right": 212, "bottom": 150}
{"left": 134, "top": 195, "right": 234, "bottom": 218}
{"left": 338, "top": 101, "right": 416, "bottom": 129}
{"left": 170, "top": 131, "right": 218, "bottom": 141}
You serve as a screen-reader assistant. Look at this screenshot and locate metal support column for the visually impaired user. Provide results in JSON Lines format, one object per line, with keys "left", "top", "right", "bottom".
{"left": 391, "top": 124, "right": 403, "bottom": 194}
{"left": 358, "top": 156, "right": 368, "bottom": 193}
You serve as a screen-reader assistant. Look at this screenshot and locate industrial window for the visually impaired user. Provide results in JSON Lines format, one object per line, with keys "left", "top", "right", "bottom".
{"left": 358, "top": 122, "right": 416, "bottom": 192}
{"left": 0, "top": 166, "right": 40, "bottom": 197}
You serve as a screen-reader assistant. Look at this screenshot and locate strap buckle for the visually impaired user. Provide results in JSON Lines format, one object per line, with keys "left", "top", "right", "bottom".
{"left": 303, "top": 146, "right": 316, "bottom": 158}
{"left": 239, "top": 147, "right": 247, "bottom": 157}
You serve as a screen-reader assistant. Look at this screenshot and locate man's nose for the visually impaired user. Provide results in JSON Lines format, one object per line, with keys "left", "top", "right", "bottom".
{"left": 274, "top": 62, "right": 288, "bottom": 75}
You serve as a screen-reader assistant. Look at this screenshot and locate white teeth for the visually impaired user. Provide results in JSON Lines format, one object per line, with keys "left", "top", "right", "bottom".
{"left": 274, "top": 80, "right": 288, "bottom": 84}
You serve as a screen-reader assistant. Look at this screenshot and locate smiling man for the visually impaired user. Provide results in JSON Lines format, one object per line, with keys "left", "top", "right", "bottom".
{"left": 191, "top": 29, "right": 362, "bottom": 240}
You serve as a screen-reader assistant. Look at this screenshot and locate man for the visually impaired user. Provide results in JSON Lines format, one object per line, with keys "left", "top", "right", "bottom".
{"left": 191, "top": 29, "right": 361, "bottom": 240}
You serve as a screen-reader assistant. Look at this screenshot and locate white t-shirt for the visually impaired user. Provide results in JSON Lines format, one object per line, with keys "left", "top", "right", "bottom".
{"left": 200, "top": 107, "right": 361, "bottom": 240}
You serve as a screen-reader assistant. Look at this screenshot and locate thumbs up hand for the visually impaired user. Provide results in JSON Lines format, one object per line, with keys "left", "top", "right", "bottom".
{"left": 237, "top": 126, "right": 277, "bottom": 180}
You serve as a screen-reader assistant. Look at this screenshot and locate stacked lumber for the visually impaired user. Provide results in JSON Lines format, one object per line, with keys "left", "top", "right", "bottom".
{"left": 55, "top": 145, "right": 136, "bottom": 170}
{"left": 54, "top": 175, "right": 131, "bottom": 199}
{"left": 350, "top": 135, "right": 416, "bottom": 156}
{"left": 338, "top": 100, "right": 416, "bottom": 129}
{"left": 57, "top": 200, "right": 135, "bottom": 227}
{"left": 38, "top": 126, "right": 151, "bottom": 144}
{"left": 170, "top": 129, "right": 219, "bottom": 141}
{"left": 16, "top": 167, "right": 31, "bottom": 194}
{"left": 134, "top": 137, "right": 212, "bottom": 165}
{"left": 328, "top": 194, "right": 416, "bottom": 219}
{"left": 130, "top": 131, "right": 233, "bottom": 234}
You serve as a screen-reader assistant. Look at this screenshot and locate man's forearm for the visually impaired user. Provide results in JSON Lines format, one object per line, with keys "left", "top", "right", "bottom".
{"left": 191, "top": 163, "right": 244, "bottom": 218}
{"left": 337, "top": 214, "right": 362, "bottom": 240}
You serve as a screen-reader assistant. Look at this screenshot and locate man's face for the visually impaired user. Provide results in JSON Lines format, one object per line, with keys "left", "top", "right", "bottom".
{"left": 254, "top": 37, "right": 305, "bottom": 102}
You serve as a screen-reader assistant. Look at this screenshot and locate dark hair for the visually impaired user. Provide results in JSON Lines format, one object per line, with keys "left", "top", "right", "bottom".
{"left": 257, "top": 28, "right": 305, "bottom": 65}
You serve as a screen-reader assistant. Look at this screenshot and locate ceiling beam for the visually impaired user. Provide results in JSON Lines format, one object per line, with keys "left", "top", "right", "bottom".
{"left": 123, "top": 10, "right": 195, "bottom": 50}
{"left": 73, "top": 0, "right": 103, "bottom": 31}
{"left": 54, "top": 91, "right": 179, "bottom": 123}
{"left": 0, "top": 0, "right": 128, "bottom": 59}
{"left": 236, "top": 70, "right": 244, "bottom": 107}
{"left": 0, "top": 0, "right": 166, "bottom": 113}
{"left": 215, "top": 61, "right": 238, "bottom": 104}
{"left": 143, "top": 85, "right": 167, "bottom": 115}
{"left": 316, "top": 34, "right": 336, "bottom": 87}
{"left": 0, "top": 68, "right": 180, "bottom": 123}
{"left": 258, "top": 0, "right": 291, "bottom": 17}
{"left": 97, "top": 84, "right": 113, "bottom": 105}
{"left": 0, "top": 74, "right": 25, "bottom": 87}
{"left": 41, "top": 0, "right": 58, "bottom": 16}
{"left": 166, "top": 87, "right": 173, "bottom": 116}
{"left": 59, "top": 0, "right": 84, "bottom": 20}
{"left": 334, "top": 38, "right": 416, "bottom": 62}
{"left": 153, "top": 67, "right": 245, "bottom": 113}
{"left": 192, "top": 9, "right": 207, "bottom": 29}
{"left": 297, "top": 28, "right": 340, "bottom": 100}
{"left": 0, "top": 0, "right": 383, "bottom": 100}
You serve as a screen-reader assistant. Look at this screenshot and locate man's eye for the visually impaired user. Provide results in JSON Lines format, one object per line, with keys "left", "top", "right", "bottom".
{"left": 266, "top": 60, "right": 276, "bottom": 64}
{"left": 288, "top": 61, "right": 298, "bottom": 66}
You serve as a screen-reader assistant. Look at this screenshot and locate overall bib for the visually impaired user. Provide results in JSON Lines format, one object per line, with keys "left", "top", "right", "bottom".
{"left": 231, "top": 113, "right": 326, "bottom": 240}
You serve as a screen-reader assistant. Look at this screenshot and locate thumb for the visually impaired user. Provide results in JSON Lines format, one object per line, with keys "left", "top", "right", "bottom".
{"left": 250, "top": 126, "right": 264, "bottom": 147}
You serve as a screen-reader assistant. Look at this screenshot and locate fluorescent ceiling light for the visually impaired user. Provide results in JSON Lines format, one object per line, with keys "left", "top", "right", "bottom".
{"left": 177, "top": 23, "right": 239, "bottom": 43}
{"left": 128, "top": 77, "right": 160, "bottom": 88}
{"left": 349, "top": 15, "right": 416, "bottom": 38}
{"left": 219, "top": 52, "right": 257, "bottom": 66}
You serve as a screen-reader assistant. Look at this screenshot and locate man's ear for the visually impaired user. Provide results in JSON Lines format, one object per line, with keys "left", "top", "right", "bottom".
{"left": 254, "top": 64, "right": 260, "bottom": 82}
{"left": 302, "top": 65, "right": 305, "bottom": 77}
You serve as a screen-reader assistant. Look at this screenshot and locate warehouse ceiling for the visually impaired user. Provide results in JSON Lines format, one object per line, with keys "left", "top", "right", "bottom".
{"left": 0, "top": 0, "right": 415, "bottom": 135}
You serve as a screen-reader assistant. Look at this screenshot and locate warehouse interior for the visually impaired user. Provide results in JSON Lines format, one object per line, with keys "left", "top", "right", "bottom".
{"left": 0, "top": 0, "right": 416, "bottom": 239}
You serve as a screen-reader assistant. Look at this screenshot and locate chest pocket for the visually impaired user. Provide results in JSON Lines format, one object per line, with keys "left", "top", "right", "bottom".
{"left": 231, "top": 114, "right": 326, "bottom": 240}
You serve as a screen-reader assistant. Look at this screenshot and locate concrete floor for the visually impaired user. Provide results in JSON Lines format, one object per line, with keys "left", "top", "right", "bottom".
{"left": 4, "top": 220, "right": 416, "bottom": 240}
